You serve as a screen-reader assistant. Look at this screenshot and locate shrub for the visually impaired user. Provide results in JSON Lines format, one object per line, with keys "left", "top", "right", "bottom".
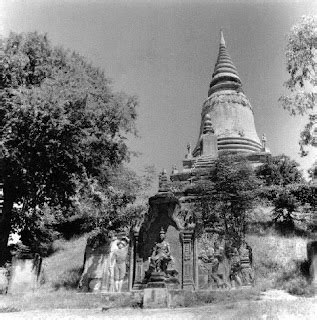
{"left": 284, "top": 276, "right": 314, "bottom": 296}
{"left": 53, "top": 267, "right": 83, "bottom": 290}
{"left": 275, "top": 259, "right": 314, "bottom": 296}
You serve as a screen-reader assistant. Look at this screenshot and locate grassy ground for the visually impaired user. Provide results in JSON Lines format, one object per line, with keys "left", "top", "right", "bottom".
{"left": 41, "top": 235, "right": 88, "bottom": 290}
{"left": 247, "top": 231, "right": 314, "bottom": 295}
{"left": 1, "top": 297, "right": 317, "bottom": 320}
{"left": 0, "top": 288, "right": 262, "bottom": 311}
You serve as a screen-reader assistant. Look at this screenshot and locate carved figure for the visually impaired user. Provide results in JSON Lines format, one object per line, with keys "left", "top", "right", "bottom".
{"left": 199, "top": 247, "right": 219, "bottom": 289}
{"left": 239, "top": 241, "right": 254, "bottom": 285}
{"left": 149, "top": 228, "right": 171, "bottom": 274}
{"left": 213, "top": 241, "right": 229, "bottom": 288}
{"left": 199, "top": 241, "right": 229, "bottom": 289}
{"left": 111, "top": 237, "right": 129, "bottom": 292}
{"left": 229, "top": 247, "right": 242, "bottom": 288}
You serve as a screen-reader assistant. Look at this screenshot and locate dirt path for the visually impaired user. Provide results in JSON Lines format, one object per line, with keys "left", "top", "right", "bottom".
{"left": 1, "top": 291, "right": 316, "bottom": 320}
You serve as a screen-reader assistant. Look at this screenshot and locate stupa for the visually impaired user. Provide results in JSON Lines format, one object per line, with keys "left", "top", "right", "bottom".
{"left": 183, "top": 30, "right": 270, "bottom": 171}
{"left": 128, "top": 32, "right": 270, "bottom": 292}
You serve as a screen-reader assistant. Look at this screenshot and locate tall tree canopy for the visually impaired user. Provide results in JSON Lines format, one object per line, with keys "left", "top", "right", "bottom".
{"left": 279, "top": 15, "right": 317, "bottom": 153}
{"left": 0, "top": 32, "right": 138, "bottom": 264}
{"left": 255, "top": 154, "right": 304, "bottom": 187}
{"left": 195, "top": 155, "right": 261, "bottom": 242}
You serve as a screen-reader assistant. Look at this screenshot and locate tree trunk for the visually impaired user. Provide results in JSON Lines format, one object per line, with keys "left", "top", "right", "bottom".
{"left": 0, "top": 184, "right": 14, "bottom": 266}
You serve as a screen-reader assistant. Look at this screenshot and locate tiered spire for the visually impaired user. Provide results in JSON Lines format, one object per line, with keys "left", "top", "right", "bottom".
{"left": 208, "top": 30, "right": 243, "bottom": 96}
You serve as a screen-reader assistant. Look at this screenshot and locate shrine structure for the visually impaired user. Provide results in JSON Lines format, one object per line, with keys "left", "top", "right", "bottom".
{"left": 130, "top": 31, "right": 270, "bottom": 292}
{"left": 80, "top": 32, "right": 271, "bottom": 296}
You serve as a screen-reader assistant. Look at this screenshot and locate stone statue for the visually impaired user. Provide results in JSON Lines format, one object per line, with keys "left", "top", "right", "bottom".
{"left": 229, "top": 247, "right": 242, "bottom": 288}
{"left": 199, "top": 240, "right": 229, "bottom": 289}
{"left": 238, "top": 241, "right": 254, "bottom": 285}
{"left": 149, "top": 228, "right": 171, "bottom": 274}
{"left": 110, "top": 237, "right": 129, "bottom": 292}
{"left": 213, "top": 241, "right": 229, "bottom": 288}
{"left": 199, "top": 246, "right": 220, "bottom": 289}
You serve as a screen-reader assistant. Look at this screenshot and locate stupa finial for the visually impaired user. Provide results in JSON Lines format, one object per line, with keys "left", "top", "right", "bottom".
{"left": 220, "top": 29, "right": 226, "bottom": 46}
{"left": 208, "top": 30, "right": 243, "bottom": 96}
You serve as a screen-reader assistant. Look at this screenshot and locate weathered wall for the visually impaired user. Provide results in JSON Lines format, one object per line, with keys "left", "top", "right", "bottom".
{"left": 8, "top": 256, "right": 42, "bottom": 293}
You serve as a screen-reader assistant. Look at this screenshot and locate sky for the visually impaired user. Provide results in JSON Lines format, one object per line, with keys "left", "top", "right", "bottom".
{"left": 1, "top": 0, "right": 317, "bottom": 181}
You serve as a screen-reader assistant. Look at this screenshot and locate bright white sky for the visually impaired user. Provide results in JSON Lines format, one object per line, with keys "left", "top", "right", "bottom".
{"left": 1, "top": 0, "right": 317, "bottom": 180}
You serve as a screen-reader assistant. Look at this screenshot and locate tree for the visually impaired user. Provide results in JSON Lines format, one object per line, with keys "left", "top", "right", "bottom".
{"left": 279, "top": 15, "right": 317, "bottom": 154}
{"left": 272, "top": 190, "right": 299, "bottom": 234}
{"left": 196, "top": 154, "right": 261, "bottom": 243}
{"left": 55, "top": 165, "right": 156, "bottom": 240}
{"left": 0, "top": 32, "right": 138, "bottom": 265}
{"left": 255, "top": 154, "right": 304, "bottom": 186}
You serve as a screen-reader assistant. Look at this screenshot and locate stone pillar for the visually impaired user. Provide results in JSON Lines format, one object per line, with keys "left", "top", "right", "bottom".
{"left": 307, "top": 240, "right": 317, "bottom": 292}
{"left": 181, "top": 230, "right": 195, "bottom": 290}
{"left": 128, "top": 234, "right": 134, "bottom": 292}
{"left": 132, "top": 232, "right": 144, "bottom": 290}
{"left": 193, "top": 234, "right": 199, "bottom": 290}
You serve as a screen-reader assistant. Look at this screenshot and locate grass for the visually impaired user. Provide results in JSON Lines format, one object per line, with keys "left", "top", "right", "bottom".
{"left": 41, "top": 235, "right": 88, "bottom": 290}
{"left": 0, "top": 290, "right": 143, "bottom": 310}
{"left": 247, "top": 231, "right": 314, "bottom": 295}
{"left": 168, "top": 287, "right": 262, "bottom": 308}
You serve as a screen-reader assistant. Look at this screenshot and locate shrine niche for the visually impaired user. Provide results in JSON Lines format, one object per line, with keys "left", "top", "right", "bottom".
{"left": 131, "top": 192, "right": 196, "bottom": 290}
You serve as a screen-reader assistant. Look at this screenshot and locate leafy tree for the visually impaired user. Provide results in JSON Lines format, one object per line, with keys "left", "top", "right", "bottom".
{"left": 279, "top": 15, "right": 317, "bottom": 154}
{"left": 272, "top": 190, "right": 299, "bottom": 234}
{"left": 195, "top": 155, "right": 261, "bottom": 243}
{"left": 10, "top": 205, "right": 58, "bottom": 256}
{"left": 56, "top": 165, "right": 156, "bottom": 239}
{"left": 0, "top": 32, "right": 138, "bottom": 264}
{"left": 255, "top": 154, "right": 304, "bottom": 186}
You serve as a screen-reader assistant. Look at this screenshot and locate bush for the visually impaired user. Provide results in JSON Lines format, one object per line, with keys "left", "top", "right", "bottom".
{"left": 53, "top": 267, "right": 83, "bottom": 290}
{"left": 275, "top": 259, "right": 314, "bottom": 296}
{"left": 284, "top": 276, "right": 314, "bottom": 296}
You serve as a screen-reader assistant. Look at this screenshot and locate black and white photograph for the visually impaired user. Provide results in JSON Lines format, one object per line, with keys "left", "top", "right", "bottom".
{"left": 0, "top": 0, "right": 317, "bottom": 319}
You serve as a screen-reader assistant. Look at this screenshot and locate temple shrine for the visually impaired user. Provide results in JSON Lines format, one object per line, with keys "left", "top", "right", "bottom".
{"left": 80, "top": 32, "right": 272, "bottom": 295}
{"left": 129, "top": 31, "right": 271, "bottom": 292}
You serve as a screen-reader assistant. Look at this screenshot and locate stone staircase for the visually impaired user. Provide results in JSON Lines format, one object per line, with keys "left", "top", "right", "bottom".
{"left": 192, "top": 155, "right": 217, "bottom": 170}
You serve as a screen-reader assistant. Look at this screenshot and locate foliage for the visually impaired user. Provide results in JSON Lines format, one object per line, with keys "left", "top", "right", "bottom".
{"left": 10, "top": 205, "right": 59, "bottom": 256}
{"left": 54, "top": 165, "right": 154, "bottom": 241}
{"left": 196, "top": 154, "right": 261, "bottom": 242}
{"left": 307, "top": 160, "right": 317, "bottom": 181}
{"left": 0, "top": 32, "right": 138, "bottom": 262}
{"left": 275, "top": 259, "right": 313, "bottom": 296}
{"left": 255, "top": 155, "right": 304, "bottom": 186}
{"left": 279, "top": 15, "right": 317, "bottom": 153}
{"left": 257, "top": 183, "right": 317, "bottom": 233}
{"left": 194, "top": 154, "right": 313, "bottom": 236}
{"left": 271, "top": 191, "right": 298, "bottom": 233}
{"left": 1, "top": 32, "right": 138, "bottom": 208}
{"left": 286, "top": 183, "right": 317, "bottom": 208}
{"left": 255, "top": 155, "right": 314, "bottom": 232}
{"left": 53, "top": 267, "right": 83, "bottom": 290}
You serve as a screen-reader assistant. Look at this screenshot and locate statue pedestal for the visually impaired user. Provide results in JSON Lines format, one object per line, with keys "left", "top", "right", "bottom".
{"left": 143, "top": 287, "right": 168, "bottom": 308}
{"left": 307, "top": 240, "right": 317, "bottom": 293}
{"left": 147, "top": 271, "right": 166, "bottom": 288}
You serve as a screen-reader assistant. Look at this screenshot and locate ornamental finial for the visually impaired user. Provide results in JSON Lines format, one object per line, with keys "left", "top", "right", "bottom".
{"left": 220, "top": 29, "right": 226, "bottom": 46}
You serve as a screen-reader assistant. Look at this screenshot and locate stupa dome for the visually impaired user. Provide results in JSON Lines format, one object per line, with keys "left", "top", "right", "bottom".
{"left": 193, "top": 31, "right": 263, "bottom": 157}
